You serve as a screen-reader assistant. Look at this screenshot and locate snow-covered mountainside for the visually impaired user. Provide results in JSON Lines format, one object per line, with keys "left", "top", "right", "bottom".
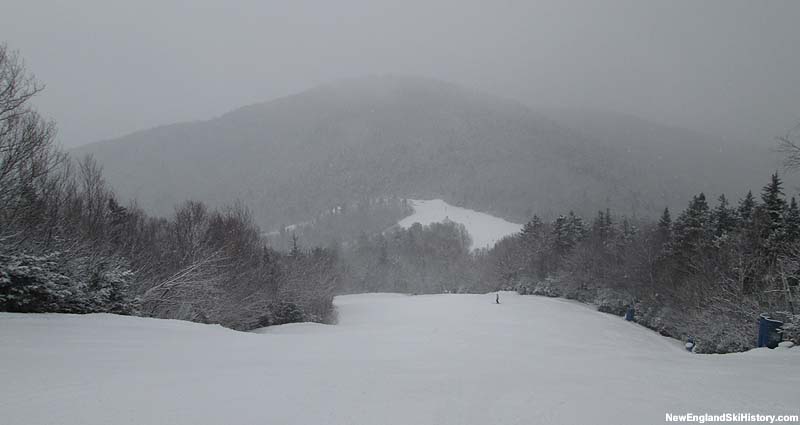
{"left": 73, "top": 76, "right": 785, "bottom": 230}
{"left": 2, "top": 293, "right": 797, "bottom": 425}
{"left": 398, "top": 199, "right": 522, "bottom": 250}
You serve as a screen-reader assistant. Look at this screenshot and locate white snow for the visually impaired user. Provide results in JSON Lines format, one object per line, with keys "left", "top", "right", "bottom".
{"left": 397, "top": 199, "right": 523, "bottom": 250}
{"left": 1, "top": 292, "right": 798, "bottom": 425}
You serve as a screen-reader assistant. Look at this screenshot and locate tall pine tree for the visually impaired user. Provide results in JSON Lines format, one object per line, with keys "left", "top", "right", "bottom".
{"left": 760, "top": 172, "right": 787, "bottom": 232}
{"left": 673, "top": 193, "right": 712, "bottom": 255}
{"left": 758, "top": 173, "right": 788, "bottom": 254}
{"left": 738, "top": 190, "right": 756, "bottom": 224}
{"left": 712, "top": 194, "right": 737, "bottom": 237}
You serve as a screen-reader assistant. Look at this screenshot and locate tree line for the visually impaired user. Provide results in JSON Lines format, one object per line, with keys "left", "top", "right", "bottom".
{"left": 478, "top": 174, "right": 800, "bottom": 352}
{"left": 0, "top": 44, "right": 338, "bottom": 330}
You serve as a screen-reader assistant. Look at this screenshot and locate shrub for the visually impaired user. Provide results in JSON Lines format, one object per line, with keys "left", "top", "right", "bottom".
{"left": 0, "top": 250, "right": 137, "bottom": 314}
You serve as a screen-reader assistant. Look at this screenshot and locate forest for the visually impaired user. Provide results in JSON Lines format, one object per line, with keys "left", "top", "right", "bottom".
{"left": 482, "top": 184, "right": 800, "bottom": 353}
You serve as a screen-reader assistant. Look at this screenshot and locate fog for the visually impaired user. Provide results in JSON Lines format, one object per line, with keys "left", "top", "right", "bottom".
{"left": 2, "top": 0, "right": 798, "bottom": 148}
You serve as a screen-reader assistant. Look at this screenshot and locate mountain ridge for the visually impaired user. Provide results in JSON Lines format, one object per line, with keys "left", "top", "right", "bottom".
{"left": 72, "top": 75, "right": 786, "bottom": 229}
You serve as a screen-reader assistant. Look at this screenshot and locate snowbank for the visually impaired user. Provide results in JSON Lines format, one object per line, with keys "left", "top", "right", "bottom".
{"left": 1, "top": 293, "right": 798, "bottom": 425}
{"left": 397, "top": 199, "right": 522, "bottom": 250}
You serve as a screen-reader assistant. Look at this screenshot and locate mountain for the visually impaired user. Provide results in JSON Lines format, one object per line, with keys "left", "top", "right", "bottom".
{"left": 73, "top": 76, "right": 785, "bottom": 230}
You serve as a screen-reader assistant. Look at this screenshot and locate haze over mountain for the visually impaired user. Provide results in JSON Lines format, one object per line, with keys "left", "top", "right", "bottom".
{"left": 6, "top": 1, "right": 799, "bottom": 150}
{"left": 74, "top": 76, "right": 786, "bottom": 230}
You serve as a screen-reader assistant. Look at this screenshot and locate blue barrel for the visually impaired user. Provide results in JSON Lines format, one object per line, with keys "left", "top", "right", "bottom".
{"left": 757, "top": 315, "right": 783, "bottom": 348}
{"left": 685, "top": 337, "right": 695, "bottom": 352}
{"left": 624, "top": 306, "right": 635, "bottom": 321}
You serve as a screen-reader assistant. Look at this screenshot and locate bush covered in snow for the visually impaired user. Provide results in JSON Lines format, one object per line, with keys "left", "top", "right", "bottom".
{"left": 253, "top": 302, "right": 307, "bottom": 328}
{"left": 0, "top": 251, "right": 137, "bottom": 314}
{"left": 527, "top": 278, "right": 564, "bottom": 298}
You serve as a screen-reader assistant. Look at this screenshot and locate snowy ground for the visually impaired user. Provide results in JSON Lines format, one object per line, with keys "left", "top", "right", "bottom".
{"left": 1, "top": 292, "right": 798, "bottom": 425}
{"left": 397, "top": 199, "right": 522, "bottom": 250}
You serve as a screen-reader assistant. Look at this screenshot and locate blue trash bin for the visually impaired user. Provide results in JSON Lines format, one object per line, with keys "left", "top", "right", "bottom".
{"left": 624, "top": 306, "right": 635, "bottom": 321}
{"left": 685, "top": 336, "right": 696, "bottom": 352}
{"left": 757, "top": 315, "right": 783, "bottom": 348}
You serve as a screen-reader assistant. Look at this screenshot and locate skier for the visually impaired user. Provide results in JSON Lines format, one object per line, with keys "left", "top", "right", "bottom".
{"left": 496, "top": 293, "right": 500, "bottom": 304}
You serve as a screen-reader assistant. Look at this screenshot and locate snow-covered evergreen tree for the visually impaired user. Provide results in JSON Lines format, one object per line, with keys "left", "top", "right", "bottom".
{"left": 673, "top": 193, "right": 712, "bottom": 254}
{"left": 785, "top": 197, "right": 800, "bottom": 243}
{"left": 712, "top": 194, "right": 737, "bottom": 237}
{"left": 0, "top": 250, "right": 137, "bottom": 314}
{"left": 738, "top": 190, "right": 757, "bottom": 224}
{"left": 760, "top": 172, "right": 787, "bottom": 230}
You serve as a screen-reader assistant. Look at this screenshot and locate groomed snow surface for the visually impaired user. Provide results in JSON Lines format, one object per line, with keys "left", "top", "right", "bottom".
{"left": 2, "top": 292, "right": 798, "bottom": 425}
{"left": 397, "top": 199, "right": 522, "bottom": 250}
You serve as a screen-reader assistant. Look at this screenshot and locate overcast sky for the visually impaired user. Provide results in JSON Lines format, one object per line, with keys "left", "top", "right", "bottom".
{"left": 3, "top": 0, "right": 799, "bottom": 148}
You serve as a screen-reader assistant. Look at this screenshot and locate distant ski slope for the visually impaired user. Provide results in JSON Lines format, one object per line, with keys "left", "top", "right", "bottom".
{"left": 397, "top": 199, "right": 522, "bottom": 250}
{"left": 1, "top": 293, "right": 797, "bottom": 425}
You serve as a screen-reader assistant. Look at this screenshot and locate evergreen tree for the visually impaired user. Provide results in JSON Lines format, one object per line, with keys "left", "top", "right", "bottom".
{"left": 712, "top": 194, "right": 737, "bottom": 236}
{"left": 738, "top": 191, "right": 756, "bottom": 224}
{"left": 519, "top": 215, "right": 548, "bottom": 279}
{"left": 552, "top": 215, "right": 569, "bottom": 254}
{"left": 760, "top": 172, "right": 787, "bottom": 232}
{"left": 736, "top": 190, "right": 763, "bottom": 266}
{"left": 752, "top": 173, "right": 789, "bottom": 257}
{"left": 567, "top": 211, "right": 587, "bottom": 242}
{"left": 377, "top": 234, "right": 390, "bottom": 266}
{"left": 592, "top": 210, "right": 605, "bottom": 238}
{"left": 592, "top": 209, "right": 615, "bottom": 245}
{"left": 657, "top": 207, "right": 672, "bottom": 242}
{"left": 785, "top": 197, "right": 800, "bottom": 243}
{"left": 673, "top": 193, "right": 712, "bottom": 255}
{"left": 620, "top": 217, "right": 637, "bottom": 243}
{"left": 520, "top": 215, "right": 544, "bottom": 245}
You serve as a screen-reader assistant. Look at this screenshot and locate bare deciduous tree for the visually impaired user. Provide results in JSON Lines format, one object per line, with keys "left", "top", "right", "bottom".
{"left": 777, "top": 122, "right": 800, "bottom": 171}
{"left": 0, "top": 43, "right": 63, "bottom": 230}
{"left": 141, "top": 248, "right": 227, "bottom": 321}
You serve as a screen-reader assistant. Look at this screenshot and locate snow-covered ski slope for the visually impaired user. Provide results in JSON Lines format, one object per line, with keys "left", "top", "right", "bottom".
{"left": 1, "top": 293, "right": 797, "bottom": 425}
{"left": 397, "top": 199, "right": 522, "bottom": 250}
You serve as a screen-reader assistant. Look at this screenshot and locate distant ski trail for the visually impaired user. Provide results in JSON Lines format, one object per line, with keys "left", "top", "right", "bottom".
{"left": 397, "top": 199, "right": 522, "bottom": 250}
